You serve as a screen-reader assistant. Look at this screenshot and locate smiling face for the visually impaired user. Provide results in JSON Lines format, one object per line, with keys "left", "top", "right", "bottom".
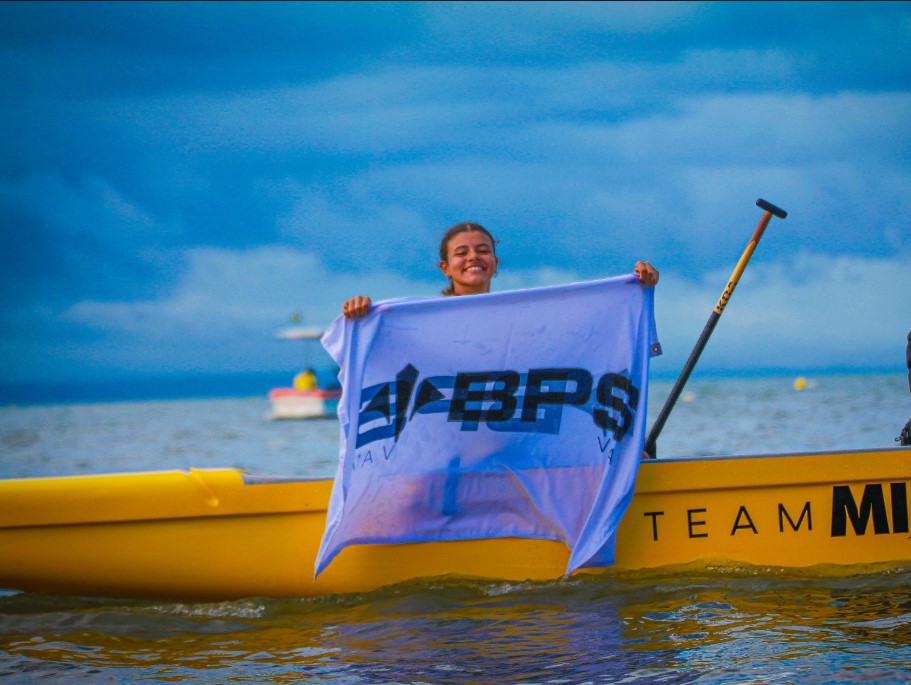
{"left": 439, "top": 229, "right": 499, "bottom": 296}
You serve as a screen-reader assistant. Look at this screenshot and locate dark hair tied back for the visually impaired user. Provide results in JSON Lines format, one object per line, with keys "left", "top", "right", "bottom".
{"left": 439, "top": 222, "right": 498, "bottom": 296}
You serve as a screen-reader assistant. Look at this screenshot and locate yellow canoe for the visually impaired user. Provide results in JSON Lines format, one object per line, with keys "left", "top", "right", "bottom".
{"left": 1, "top": 447, "right": 909, "bottom": 600}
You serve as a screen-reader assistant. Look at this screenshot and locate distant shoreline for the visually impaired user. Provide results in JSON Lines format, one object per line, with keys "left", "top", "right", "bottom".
{"left": 0, "top": 367, "right": 902, "bottom": 408}
{"left": 0, "top": 371, "right": 290, "bottom": 407}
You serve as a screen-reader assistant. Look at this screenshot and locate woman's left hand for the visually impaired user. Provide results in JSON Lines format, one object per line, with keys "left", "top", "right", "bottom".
{"left": 634, "top": 261, "right": 659, "bottom": 287}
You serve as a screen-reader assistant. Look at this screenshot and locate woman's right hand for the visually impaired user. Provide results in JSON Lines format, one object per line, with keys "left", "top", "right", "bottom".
{"left": 342, "top": 295, "right": 372, "bottom": 319}
{"left": 633, "top": 261, "right": 659, "bottom": 287}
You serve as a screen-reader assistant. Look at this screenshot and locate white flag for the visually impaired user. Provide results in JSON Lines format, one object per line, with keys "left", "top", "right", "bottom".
{"left": 316, "top": 275, "right": 661, "bottom": 577}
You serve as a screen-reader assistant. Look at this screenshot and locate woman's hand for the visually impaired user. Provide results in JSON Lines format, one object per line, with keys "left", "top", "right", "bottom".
{"left": 342, "top": 295, "right": 372, "bottom": 319}
{"left": 634, "top": 261, "right": 659, "bottom": 287}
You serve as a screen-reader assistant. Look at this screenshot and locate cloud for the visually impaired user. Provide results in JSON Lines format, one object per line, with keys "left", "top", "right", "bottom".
{"left": 103, "top": 55, "right": 800, "bottom": 156}
{"left": 0, "top": 171, "right": 161, "bottom": 240}
{"left": 4, "top": 245, "right": 586, "bottom": 380}
{"left": 275, "top": 183, "right": 437, "bottom": 276}
{"left": 59, "top": 246, "right": 580, "bottom": 338}
{"left": 0, "top": 2, "right": 422, "bottom": 97}
{"left": 47, "top": 247, "right": 435, "bottom": 377}
{"left": 1, "top": 2, "right": 909, "bottom": 388}
{"left": 420, "top": 1, "right": 708, "bottom": 39}
{"left": 5, "top": 24, "right": 908, "bottom": 276}
{"left": 0, "top": 245, "right": 899, "bottom": 382}
{"left": 653, "top": 253, "right": 911, "bottom": 374}
{"left": 0, "top": 171, "right": 184, "bottom": 304}
{"left": 254, "top": 86, "right": 911, "bottom": 277}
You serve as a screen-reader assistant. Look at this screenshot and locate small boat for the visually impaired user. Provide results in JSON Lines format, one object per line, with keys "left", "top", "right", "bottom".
{"left": 1, "top": 446, "right": 908, "bottom": 601}
{"left": 268, "top": 386, "right": 341, "bottom": 420}
{"left": 268, "top": 326, "right": 341, "bottom": 420}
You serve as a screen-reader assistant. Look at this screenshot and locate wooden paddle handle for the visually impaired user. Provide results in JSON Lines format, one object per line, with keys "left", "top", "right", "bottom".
{"left": 714, "top": 199, "right": 787, "bottom": 315}
{"left": 643, "top": 198, "right": 788, "bottom": 459}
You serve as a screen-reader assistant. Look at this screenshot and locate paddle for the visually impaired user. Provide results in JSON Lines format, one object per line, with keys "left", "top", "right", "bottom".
{"left": 643, "top": 198, "right": 787, "bottom": 459}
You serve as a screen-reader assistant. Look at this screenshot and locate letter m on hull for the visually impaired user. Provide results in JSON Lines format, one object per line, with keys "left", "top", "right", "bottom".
{"left": 830, "top": 483, "right": 910, "bottom": 537}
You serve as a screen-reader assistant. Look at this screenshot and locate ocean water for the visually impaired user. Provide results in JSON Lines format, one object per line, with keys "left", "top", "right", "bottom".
{"left": 1, "top": 372, "right": 910, "bottom": 684}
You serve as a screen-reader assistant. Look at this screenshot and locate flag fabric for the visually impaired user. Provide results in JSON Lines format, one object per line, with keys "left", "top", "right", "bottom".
{"left": 315, "top": 275, "right": 661, "bottom": 577}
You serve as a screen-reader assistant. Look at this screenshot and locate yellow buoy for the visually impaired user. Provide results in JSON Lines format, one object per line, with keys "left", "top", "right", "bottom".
{"left": 793, "top": 376, "right": 808, "bottom": 391}
{"left": 294, "top": 370, "right": 317, "bottom": 390}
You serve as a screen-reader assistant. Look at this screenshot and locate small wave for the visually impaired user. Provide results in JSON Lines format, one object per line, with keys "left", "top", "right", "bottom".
{"left": 147, "top": 599, "right": 268, "bottom": 619}
{"left": 849, "top": 613, "right": 911, "bottom": 630}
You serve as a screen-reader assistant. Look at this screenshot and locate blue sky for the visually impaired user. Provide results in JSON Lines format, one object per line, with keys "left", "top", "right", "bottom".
{"left": 1, "top": 1, "right": 909, "bottom": 395}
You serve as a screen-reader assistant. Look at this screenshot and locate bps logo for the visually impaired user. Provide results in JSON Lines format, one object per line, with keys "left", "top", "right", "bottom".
{"left": 355, "top": 364, "right": 640, "bottom": 449}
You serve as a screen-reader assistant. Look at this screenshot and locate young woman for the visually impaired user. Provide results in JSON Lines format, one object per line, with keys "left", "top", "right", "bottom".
{"left": 341, "top": 221, "right": 659, "bottom": 319}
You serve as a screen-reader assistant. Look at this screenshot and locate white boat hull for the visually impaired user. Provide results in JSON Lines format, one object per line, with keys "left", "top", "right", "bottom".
{"left": 268, "top": 388, "right": 340, "bottom": 419}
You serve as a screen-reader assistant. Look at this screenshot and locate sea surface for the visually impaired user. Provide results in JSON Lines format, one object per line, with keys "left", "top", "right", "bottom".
{"left": 1, "top": 373, "right": 910, "bottom": 684}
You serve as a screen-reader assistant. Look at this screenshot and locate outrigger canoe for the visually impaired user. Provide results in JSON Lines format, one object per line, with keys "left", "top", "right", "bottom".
{"left": 1, "top": 446, "right": 908, "bottom": 601}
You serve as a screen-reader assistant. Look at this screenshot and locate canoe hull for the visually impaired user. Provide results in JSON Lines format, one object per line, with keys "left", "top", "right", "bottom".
{"left": 1, "top": 448, "right": 909, "bottom": 600}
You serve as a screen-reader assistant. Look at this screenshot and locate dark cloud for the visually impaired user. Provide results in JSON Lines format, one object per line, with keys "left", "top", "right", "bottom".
{"left": 409, "top": 2, "right": 911, "bottom": 90}
{"left": 0, "top": 1, "right": 909, "bottom": 386}
{"left": 0, "top": 1, "right": 424, "bottom": 96}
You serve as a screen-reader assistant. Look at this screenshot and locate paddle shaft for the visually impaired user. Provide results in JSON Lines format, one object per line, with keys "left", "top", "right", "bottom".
{"left": 643, "top": 199, "right": 787, "bottom": 458}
